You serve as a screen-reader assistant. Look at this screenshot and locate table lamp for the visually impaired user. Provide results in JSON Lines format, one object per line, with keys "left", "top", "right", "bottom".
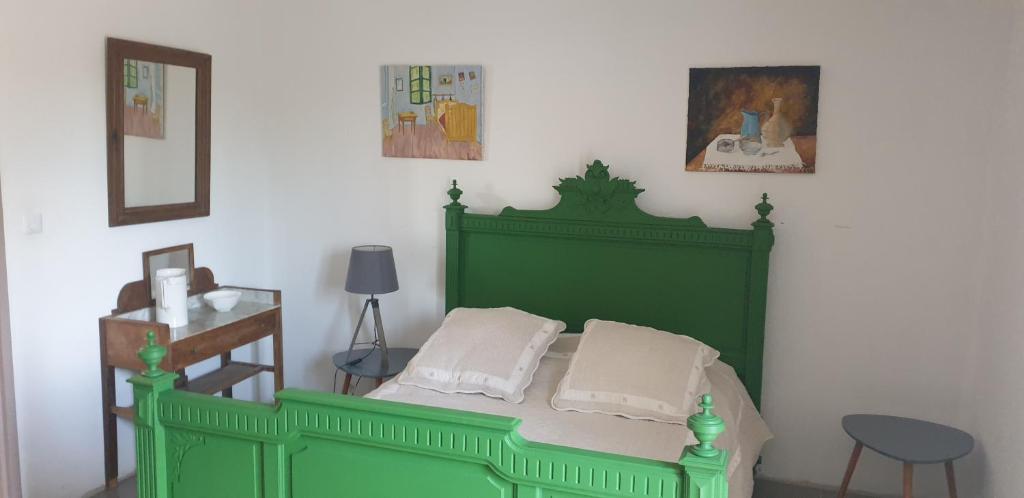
{"left": 342, "top": 245, "right": 399, "bottom": 369}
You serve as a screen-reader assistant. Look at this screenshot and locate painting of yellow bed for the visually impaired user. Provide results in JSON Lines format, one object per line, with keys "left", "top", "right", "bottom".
{"left": 381, "top": 65, "right": 483, "bottom": 160}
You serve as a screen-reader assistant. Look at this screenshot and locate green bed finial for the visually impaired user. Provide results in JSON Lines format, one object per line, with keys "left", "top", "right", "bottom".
{"left": 138, "top": 331, "right": 166, "bottom": 378}
{"left": 754, "top": 193, "right": 774, "bottom": 227}
{"left": 446, "top": 180, "right": 465, "bottom": 208}
{"left": 584, "top": 160, "right": 611, "bottom": 181}
{"left": 687, "top": 394, "right": 724, "bottom": 457}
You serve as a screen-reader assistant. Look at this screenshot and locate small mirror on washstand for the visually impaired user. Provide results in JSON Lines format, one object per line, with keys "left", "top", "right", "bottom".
{"left": 142, "top": 243, "right": 195, "bottom": 302}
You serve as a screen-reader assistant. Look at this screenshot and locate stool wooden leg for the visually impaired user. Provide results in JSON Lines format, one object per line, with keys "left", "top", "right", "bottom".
{"left": 837, "top": 442, "right": 862, "bottom": 498}
{"left": 376, "top": 377, "right": 384, "bottom": 388}
{"left": 902, "top": 463, "right": 913, "bottom": 498}
{"left": 341, "top": 373, "right": 353, "bottom": 395}
{"left": 945, "top": 461, "right": 958, "bottom": 498}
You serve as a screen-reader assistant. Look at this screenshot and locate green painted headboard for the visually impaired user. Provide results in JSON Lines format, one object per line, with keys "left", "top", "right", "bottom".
{"left": 444, "top": 160, "right": 775, "bottom": 407}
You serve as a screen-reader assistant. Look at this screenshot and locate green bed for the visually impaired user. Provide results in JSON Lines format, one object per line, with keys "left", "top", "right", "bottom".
{"left": 129, "top": 160, "right": 775, "bottom": 498}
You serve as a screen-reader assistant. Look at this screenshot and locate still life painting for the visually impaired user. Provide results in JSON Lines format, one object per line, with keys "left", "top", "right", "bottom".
{"left": 686, "top": 65, "right": 820, "bottom": 173}
{"left": 123, "top": 59, "right": 165, "bottom": 139}
{"left": 381, "top": 65, "right": 483, "bottom": 160}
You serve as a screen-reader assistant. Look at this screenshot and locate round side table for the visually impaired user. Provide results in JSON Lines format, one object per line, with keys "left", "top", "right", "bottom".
{"left": 332, "top": 347, "right": 417, "bottom": 395}
{"left": 837, "top": 414, "right": 974, "bottom": 498}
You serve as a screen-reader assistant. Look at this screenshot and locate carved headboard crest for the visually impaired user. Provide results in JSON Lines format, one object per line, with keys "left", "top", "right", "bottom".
{"left": 554, "top": 160, "right": 643, "bottom": 216}
{"left": 498, "top": 160, "right": 706, "bottom": 226}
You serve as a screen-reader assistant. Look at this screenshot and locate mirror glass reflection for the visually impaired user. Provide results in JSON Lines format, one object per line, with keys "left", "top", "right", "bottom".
{"left": 146, "top": 246, "right": 193, "bottom": 298}
{"left": 122, "top": 60, "right": 196, "bottom": 208}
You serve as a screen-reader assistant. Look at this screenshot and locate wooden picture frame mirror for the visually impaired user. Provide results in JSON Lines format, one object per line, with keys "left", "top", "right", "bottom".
{"left": 105, "top": 38, "right": 211, "bottom": 227}
{"left": 142, "top": 243, "right": 195, "bottom": 302}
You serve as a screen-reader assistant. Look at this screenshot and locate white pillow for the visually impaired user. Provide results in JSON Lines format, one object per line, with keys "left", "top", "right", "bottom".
{"left": 551, "top": 319, "right": 719, "bottom": 424}
{"left": 397, "top": 307, "right": 566, "bottom": 403}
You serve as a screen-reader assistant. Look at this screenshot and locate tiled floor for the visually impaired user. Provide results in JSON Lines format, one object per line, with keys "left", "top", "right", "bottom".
{"left": 89, "top": 476, "right": 899, "bottom": 498}
{"left": 86, "top": 478, "right": 135, "bottom": 498}
{"left": 753, "top": 478, "right": 899, "bottom": 498}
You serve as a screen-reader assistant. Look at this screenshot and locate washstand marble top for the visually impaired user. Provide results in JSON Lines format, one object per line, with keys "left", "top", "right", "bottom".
{"left": 112, "top": 287, "right": 279, "bottom": 342}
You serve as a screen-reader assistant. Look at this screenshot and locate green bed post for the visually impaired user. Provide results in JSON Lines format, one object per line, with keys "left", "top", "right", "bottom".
{"left": 444, "top": 180, "right": 466, "bottom": 313}
{"left": 128, "top": 331, "right": 179, "bottom": 498}
{"left": 680, "top": 394, "right": 729, "bottom": 498}
{"left": 746, "top": 193, "right": 775, "bottom": 409}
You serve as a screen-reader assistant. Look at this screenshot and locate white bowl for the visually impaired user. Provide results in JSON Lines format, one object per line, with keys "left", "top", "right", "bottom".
{"left": 203, "top": 290, "right": 242, "bottom": 312}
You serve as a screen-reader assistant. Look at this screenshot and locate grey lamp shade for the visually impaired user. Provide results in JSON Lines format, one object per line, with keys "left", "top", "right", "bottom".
{"left": 345, "top": 245, "right": 399, "bottom": 295}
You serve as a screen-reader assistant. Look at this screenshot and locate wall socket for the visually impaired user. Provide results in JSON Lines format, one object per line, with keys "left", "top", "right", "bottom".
{"left": 23, "top": 213, "right": 42, "bottom": 235}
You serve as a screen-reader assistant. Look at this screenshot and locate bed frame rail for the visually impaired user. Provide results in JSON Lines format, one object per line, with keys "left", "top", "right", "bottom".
{"left": 130, "top": 333, "right": 728, "bottom": 498}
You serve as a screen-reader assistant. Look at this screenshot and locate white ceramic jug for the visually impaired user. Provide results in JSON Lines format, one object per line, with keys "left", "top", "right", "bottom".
{"left": 154, "top": 268, "right": 189, "bottom": 328}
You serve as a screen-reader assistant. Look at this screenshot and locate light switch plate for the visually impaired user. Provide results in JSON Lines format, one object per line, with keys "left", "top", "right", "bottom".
{"left": 23, "top": 213, "right": 42, "bottom": 235}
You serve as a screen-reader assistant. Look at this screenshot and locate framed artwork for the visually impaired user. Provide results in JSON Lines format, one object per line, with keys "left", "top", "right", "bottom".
{"left": 123, "top": 59, "right": 166, "bottom": 139}
{"left": 380, "top": 64, "right": 483, "bottom": 160}
{"left": 686, "top": 65, "right": 820, "bottom": 173}
{"left": 395, "top": 77, "right": 403, "bottom": 91}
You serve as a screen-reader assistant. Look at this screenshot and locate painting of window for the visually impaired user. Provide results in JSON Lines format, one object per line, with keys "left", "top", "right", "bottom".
{"left": 409, "top": 65, "right": 431, "bottom": 105}
{"left": 123, "top": 59, "right": 165, "bottom": 139}
{"left": 124, "top": 60, "right": 138, "bottom": 88}
{"left": 381, "top": 64, "right": 483, "bottom": 161}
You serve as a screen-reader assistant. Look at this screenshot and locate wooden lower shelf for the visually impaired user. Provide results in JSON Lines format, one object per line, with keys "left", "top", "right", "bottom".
{"left": 183, "top": 361, "right": 272, "bottom": 395}
{"left": 110, "top": 361, "right": 273, "bottom": 421}
{"left": 111, "top": 405, "right": 134, "bottom": 421}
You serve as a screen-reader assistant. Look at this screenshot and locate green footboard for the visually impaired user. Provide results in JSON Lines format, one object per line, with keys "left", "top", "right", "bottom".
{"left": 131, "top": 334, "right": 728, "bottom": 498}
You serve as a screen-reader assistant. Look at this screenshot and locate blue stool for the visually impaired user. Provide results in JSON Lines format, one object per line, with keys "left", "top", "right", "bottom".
{"left": 837, "top": 414, "right": 973, "bottom": 498}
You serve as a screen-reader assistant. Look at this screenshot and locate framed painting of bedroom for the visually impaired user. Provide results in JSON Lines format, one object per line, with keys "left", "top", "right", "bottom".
{"left": 380, "top": 64, "right": 483, "bottom": 160}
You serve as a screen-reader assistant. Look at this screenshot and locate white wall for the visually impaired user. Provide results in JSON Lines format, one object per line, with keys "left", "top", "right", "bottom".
{"left": 974, "top": 2, "right": 1024, "bottom": 497}
{"left": 0, "top": 0, "right": 276, "bottom": 496}
{"left": 0, "top": 0, "right": 1019, "bottom": 496}
{"left": 262, "top": 1, "right": 1014, "bottom": 496}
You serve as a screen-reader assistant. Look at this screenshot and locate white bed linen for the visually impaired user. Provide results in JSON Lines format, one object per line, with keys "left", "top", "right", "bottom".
{"left": 551, "top": 319, "right": 719, "bottom": 424}
{"left": 368, "top": 334, "right": 771, "bottom": 498}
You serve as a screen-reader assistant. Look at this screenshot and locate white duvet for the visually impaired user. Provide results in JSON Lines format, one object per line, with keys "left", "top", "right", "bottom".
{"left": 368, "top": 334, "right": 771, "bottom": 498}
